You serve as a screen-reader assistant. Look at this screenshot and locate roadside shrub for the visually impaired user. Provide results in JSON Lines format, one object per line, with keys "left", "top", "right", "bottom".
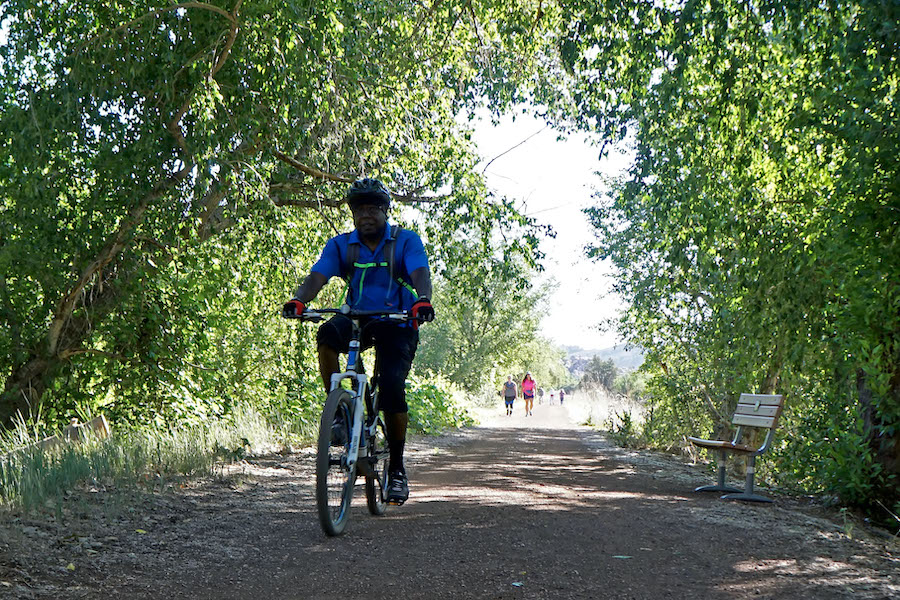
{"left": 406, "top": 376, "right": 474, "bottom": 435}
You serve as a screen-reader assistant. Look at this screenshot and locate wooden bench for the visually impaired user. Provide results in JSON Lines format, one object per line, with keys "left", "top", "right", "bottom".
{"left": 688, "top": 393, "right": 784, "bottom": 503}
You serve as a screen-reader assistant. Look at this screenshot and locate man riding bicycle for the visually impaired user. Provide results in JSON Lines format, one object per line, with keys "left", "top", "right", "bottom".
{"left": 282, "top": 177, "right": 435, "bottom": 506}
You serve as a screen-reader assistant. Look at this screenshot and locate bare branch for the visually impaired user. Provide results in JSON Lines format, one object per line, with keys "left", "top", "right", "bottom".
{"left": 467, "top": 0, "right": 485, "bottom": 50}
{"left": 210, "top": 1, "right": 243, "bottom": 79}
{"left": 183, "top": 360, "right": 217, "bottom": 372}
{"left": 391, "top": 192, "right": 447, "bottom": 205}
{"left": 482, "top": 125, "right": 548, "bottom": 175}
{"left": 271, "top": 195, "right": 344, "bottom": 209}
{"left": 74, "top": 2, "right": 238, "bottom": 57}
{"left": 426, "top": 0, "right": 472, "bottom": 63}
{"left": 58, "top": 348, "right": 129, "bottom": 362}
{"left": 135, "top": 236, "right": 173, "bottom": 256}
{"left": 272, "top": 150, "right": 354, "bottom": 184}
{"left": 529, "top": 1, "right": 545, "bottom": 37}
{"left": 270, "top": 180, "right": 448, "bottom": 206}
{"left": 196, "top": 185, "right": 229, "bottom": 241}
{"left": 412, "top": 0, "right": 444, "bottom": 38}
{"left": 272, "top": 151, "right": 452, "bottom": 205}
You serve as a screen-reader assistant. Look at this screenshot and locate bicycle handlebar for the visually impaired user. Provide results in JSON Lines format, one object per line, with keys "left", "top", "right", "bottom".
{"left": 284, "top": 306, "right": 415, "bottom": 323}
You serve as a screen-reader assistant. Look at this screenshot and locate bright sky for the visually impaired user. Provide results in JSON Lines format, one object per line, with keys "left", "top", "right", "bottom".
{"left": 471, "top": 112, "right": 633, "bottom": 350}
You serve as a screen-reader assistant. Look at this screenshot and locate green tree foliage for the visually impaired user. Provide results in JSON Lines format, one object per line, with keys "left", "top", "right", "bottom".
{"left": 416, "top": 262, "right": 573, "bottom": 396}
{"left": 512, "top": 336, "right": 572, "bottom": 391}
{"left": 581, "top": 356, "right": 617, "bottom": 391}
{"left": 611, "top": 370, "right": 647, "bottom": 401}
{"left": 0, "top": 1, "right": 560, "bottom": 427}
{"left": 557, "top": 0, "right": 899, "bottom": 509}
{"left": 416, "top": 270, "right": 543, "bottom": 392}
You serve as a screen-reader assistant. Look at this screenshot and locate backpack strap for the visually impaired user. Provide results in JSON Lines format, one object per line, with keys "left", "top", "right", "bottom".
{"left": 386, "top": 224, "right": 398, "bottom": 283}
{"left": 337, "top": 233, "right": 357, "bottom": 305}
{"left": 385, "top": 225, "right": 418, "bottom": 298}
{"left": 340, "top": 225, "right": 418, "bottom": 305}
{"left": 341, "top": 232, "right": 359, "bottom": 282}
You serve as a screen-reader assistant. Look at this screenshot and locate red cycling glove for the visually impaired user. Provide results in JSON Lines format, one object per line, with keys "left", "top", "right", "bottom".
{"left": 410, "top": 297, "right": 435, "bottom": 330}
{"left": 282, "top": 299, "right": 306, "bottom": 318}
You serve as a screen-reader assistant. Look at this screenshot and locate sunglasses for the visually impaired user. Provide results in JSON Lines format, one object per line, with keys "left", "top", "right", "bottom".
{"left": 351, "top": 205, "right": 386, "bottom": 217}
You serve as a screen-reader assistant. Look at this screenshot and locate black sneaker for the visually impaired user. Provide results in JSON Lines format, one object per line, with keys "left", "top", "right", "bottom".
{"left": 386, "top": 470, "right": 409, "bottom": 505}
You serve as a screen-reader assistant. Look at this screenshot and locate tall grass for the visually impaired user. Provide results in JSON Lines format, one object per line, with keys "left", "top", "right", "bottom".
{"left": 0, "top": 404, "right": 316, "bottom": 513}
{"left": 571, "top": 387, "right": 646, "bottom": 429}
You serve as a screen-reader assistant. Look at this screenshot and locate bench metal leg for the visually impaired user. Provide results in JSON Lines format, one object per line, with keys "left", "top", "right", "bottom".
{"left": 721, "top": 456, "right": 773, "bottom": 503}
{"left": 694, "top": 452, "right": 742, "bottom": 494}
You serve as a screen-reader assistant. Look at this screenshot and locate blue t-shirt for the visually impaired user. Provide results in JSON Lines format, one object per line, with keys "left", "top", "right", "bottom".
{"left": 311, "top": 222, "right": 428, "bottom": 313}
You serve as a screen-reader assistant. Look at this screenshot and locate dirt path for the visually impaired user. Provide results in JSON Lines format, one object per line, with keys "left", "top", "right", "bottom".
{"left": 2, "top": 402, "right": 898, "bottom": 599}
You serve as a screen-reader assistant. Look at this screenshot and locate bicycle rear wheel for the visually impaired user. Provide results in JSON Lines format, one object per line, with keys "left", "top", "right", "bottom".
{"left": 316, "top": 388, "right": 356, "bottom": 536}
{"left": 365, "top": 415, "right": 389, "bottom": 516}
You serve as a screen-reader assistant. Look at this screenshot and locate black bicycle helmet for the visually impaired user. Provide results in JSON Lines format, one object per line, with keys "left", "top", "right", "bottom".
{"left": 345, "top": 177, "right": 392, "bottom": 209}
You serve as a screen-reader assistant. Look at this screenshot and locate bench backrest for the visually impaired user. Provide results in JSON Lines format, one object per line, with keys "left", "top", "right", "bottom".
{"left": 731, "top": 394, "right": 784, "bottom": 429}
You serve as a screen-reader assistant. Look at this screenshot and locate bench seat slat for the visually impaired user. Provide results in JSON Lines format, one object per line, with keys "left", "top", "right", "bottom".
{"left": 687, "top": 437, "right": 757, "bottom": 454}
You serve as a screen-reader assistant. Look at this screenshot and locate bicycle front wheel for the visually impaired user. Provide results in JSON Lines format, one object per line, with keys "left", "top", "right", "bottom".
{"left": 365, "top": 415, "right": 389, "bottom": 516}
{"left": 316, "top": 388, "right": 356, "bottom": 536}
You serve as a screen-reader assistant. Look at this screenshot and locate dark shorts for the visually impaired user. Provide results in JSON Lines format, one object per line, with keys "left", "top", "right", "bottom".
{"left": 505, "top": 397, "right": 515, "bottom": 407}
{"left": 317, "top": 316, "right": 419, "bottom": 415}
{"left": 524, "top": 391, "right": 534, "bottom": 399}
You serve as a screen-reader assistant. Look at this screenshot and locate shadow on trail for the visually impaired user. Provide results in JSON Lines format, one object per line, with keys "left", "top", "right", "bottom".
{"left": 70, "top": 425, "right": 897, "bottom": 600}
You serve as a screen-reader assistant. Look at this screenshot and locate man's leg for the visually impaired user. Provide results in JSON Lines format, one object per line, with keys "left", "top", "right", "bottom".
{"left": 315, "top": 318, "right": 353, "bottom": 445}
{"left": 385, "top": 411, "right": 408, "bottom": 473}
{"left": 370, "top": 324, "right": 418, "bottom": 505}
{"left": 372, "top": 325, "right": 417, "bottom": 452}
{"left": 315, "top": 316, "right": 355, "bottom": 393}
{"left": 318, "top": 345, "right": 340, "bottom": 394}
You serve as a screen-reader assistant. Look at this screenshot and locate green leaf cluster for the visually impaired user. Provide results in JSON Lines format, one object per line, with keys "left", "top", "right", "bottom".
{"left": 559, "top": 0, "right": 899, "bottom": 510}
{"left": 0, "top": 2, "right": 563, "bottom": 431}
{"left": 406, "top": 376, "right": 474, "bottom": 436}
{"left": 416, "top": 263, "right": 571, "bottom": 396}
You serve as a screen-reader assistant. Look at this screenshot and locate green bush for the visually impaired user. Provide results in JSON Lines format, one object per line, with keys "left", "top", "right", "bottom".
{"left": 406, "top": 377, "right": 474, "bottom": 435}
{"left": 604, "top": 409, "right": 644, "bottom": 448}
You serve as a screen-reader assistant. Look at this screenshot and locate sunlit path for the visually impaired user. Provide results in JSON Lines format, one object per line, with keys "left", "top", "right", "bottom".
{"left": 5, "top": 402, "right": 897, "bottom": 600}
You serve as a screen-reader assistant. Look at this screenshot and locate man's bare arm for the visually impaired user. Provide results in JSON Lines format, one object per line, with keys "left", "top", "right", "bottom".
{"left": 293, "top": 272, "right": 328, "bottom": 303}
{"left": 410, "top": 266, "right": 433, "bottom": 300}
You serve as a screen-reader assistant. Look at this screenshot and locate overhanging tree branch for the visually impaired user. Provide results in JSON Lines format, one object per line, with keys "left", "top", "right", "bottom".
{"left": 272, "top": 150, "right": 353, "bottom": 184}
{"left": 47, "top": 170, "right": 189, "bottom": 357}
{"left": 74, "top": 1, "right": 239, "bottom": 57}
{"left": 271, "top": 151, "right": 449, "bottom": 205}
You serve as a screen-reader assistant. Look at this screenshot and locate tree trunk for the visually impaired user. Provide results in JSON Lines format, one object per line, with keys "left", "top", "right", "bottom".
{"left": 0, "top": 261, "right": 130, "bottom": 426}
{"left": 0, "top": 357, "right": 53, "bottom": 425}
{"left": 0, "top": 170, "right": 247, "bottom": 428}
{"left": 0, "top": 173, "right": 185, "bottom": 428}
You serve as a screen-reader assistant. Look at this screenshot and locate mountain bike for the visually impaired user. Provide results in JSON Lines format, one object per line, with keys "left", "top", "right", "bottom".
{"left": 287, "top": 306, "right": 412, "bottom": 536}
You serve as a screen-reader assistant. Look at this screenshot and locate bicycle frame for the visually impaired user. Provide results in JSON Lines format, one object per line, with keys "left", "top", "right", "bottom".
{"left": 301, "top": 307, "right": 410, "bottom": 472}
{"left": 330, "top": 334, "right": 369, "bottom": 472}
{"left": 286, "top": 305, "right": 416, "bottom": 534}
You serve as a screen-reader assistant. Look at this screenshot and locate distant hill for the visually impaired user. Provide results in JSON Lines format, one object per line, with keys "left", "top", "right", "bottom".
{"left": 563, "top": 344, "right": 645, "bottom": 376}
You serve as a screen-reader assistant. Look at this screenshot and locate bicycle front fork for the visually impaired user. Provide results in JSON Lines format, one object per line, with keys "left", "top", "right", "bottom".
{"left": 329, "top": 372, "right": 369, "bottom": 470}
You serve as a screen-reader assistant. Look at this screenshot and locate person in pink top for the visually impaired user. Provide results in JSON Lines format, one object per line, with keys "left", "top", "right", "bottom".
{"left": 521, "top": 372, "right": 536, "bottom": 417}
